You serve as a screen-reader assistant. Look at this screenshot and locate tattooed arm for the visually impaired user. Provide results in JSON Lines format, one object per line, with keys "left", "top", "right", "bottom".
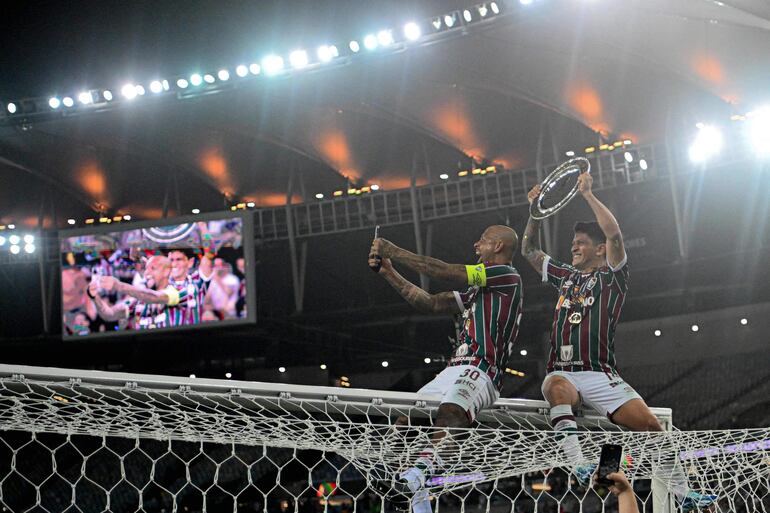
{"left": 88, "top": 279, "right": 128, "bottom": 321}
{"left": 577, "top": 174, "right": 625, "bottom": 268}
{"left": 370, "top": 238, "right": 467, "bottom": 286}
{"left": 99, "top": 276, "right": 175, "bottom": 305}
{"left": 372, "top": 257, "right": 461, "bottom": 314}
{"left": 522, "top": 184, "right": 548, "bottom": 275}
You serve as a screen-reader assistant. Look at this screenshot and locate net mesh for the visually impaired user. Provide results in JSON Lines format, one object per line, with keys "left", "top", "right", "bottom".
{"left": 0, "top": 365, "right": 767, "bottom": 513}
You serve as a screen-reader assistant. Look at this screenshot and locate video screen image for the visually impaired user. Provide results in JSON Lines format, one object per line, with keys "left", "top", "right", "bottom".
{"left": 61, "top": 217, "right": 249, "bottom": 337}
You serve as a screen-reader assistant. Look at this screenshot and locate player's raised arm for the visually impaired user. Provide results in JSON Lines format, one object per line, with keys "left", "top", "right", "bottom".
{"left": 99, "top": 276, "right": 181, "bottom": 306}
{"left": 87, "top": 278, "right": 128, "bottom": 321}
{"left": 577, "top": 173, "right": 626, "bottom": 268}
{"left": 369, "top": 256, "right": 461, "bottom": 315}
{"left": 521, "top": 184, "right": 549, "bottom": 275}
{"left": 370, "top": 238, "right": 467, "bottom": 287}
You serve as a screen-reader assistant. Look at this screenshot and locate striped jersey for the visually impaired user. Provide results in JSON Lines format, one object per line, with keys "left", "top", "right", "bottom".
{"left": 123, "top": 285, "right": 196, "bottom": 330}
{"left": 542, "top": 255, "right": 629, "bottom": 373}
{"left": 168, "top": 270, "right": 211, "bottom": 325}
{"left": 450, "top": 264, "right": 523, "bottom": 390}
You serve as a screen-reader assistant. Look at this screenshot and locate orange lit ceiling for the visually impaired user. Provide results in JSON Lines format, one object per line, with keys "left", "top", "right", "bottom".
{"left": 2, "top": 0, "right": 770, "bottom": 226}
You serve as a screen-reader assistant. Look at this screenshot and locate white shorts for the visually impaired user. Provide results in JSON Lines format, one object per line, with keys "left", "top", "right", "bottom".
{"left": 541, "top": 371, "right": 642, "bottom": 419}
{"left": 417, "top": 365, "right": 499, "bottom": 422}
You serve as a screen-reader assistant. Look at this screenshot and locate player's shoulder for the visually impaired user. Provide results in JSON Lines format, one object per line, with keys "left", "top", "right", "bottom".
{"left": 485, "top": 263, "right": 521, "bottom": 277}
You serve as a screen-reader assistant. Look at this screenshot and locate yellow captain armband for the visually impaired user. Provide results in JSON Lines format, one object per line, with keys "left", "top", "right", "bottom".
{"left": 465, "top": 264, "right": 487, "bottom": 287}
{"left": 163, "top": 285, "right": 181, "bottom": 306}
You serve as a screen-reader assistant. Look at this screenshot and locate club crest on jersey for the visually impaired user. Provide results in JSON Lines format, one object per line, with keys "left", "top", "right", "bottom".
{"left": 587, "top": 277, "right": 598, "bottom": 290}
{"left": 456, "top": 343, "right": 469, "bottom": 357}
{"left": 564, "top": 280, "right": 573, "bottom": 288}
{"left": 560, "top": 345, "right": 573, "bottom": 361}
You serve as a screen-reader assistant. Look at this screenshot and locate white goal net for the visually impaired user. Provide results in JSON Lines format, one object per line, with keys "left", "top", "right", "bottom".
{"left": 0, "top": 364, "right": 767, "bottom": 513}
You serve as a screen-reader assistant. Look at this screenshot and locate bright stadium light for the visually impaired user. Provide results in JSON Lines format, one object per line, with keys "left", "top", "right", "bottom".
{"left": 176, "top": 78, "right": 189, "bottom": 89}
{"left": 424, "top": 357, "right": 431, "bottom": 364}
{"left": 122, "top": 214, "right": 131, "bottom": 221}
{"left": 349, "top": 40, "right": 361, "bottom": 53}
{"left": 315, "top": 193, "right": 324, "bottom": 199}
{"left": 121, "top": 84, "right": 137, "bottom": 99}
{"left": 432, "top": 17, "right": 442, "bottom": 30}
{"left": 463, "top": 9, "right": 473, "bottom": 22}
{"left": 479, "top": 5, "right": 489, "bottom": 17}
{"left": 444, "top": 14, "right": 456, "bottom": 27}
{"left": 190, "top": 74, "right": 203, "bottom": 86}
{"left": 48, "top": 97, "right": 61, "bottom": 109}
{"left": 439, "top": 173, "right": 449, "bottom": 180}
{"left": 203, "top": 74, "right": 215, "bottom": 84}
{"left": 490, "top": 1, "right": 500, "bottom": 13}
{"left": 747, "top": 106, "right": 770, "bottom": 157}
{"left": 149, "top": 81, "right": 163, "bottom": 94}
{"left": 67, "top": 219, "right": 76, "bottom": 225}
{"left": 289, "top": 50, "right": 309, "bottom": 69}
{"left": 654, "top": 329, "right": 662, "bottom": 337}
{"left": 225, "top": 372, "right": 232, "bottom": 378}
{"left": 217, "top": 69, "right": 230, "bottom": 81}
{"left": 191, "top": 208, "right": 200, "bottom": 214}
{"left": 377, "top": 30, "right": 394, "bottom": 46}
{"left": 235, "top": 64, "right": 248, "bottom": 77}
{"left": 363, "top": 34, "right": 378, "bottom": 50}
{"left": 520, "top": 0, "right": 533, "bottom": 5}
{"left": 249, "top": 63, "right": 261, "bottom": 75}
{"left": 7, "top": 224, "right": 15, "bottom": 229}
{"left": 317, "top": 45, "right": 337, "bottom": 62}
{"left": 23, "top": 234, "right": 34, "bottom": 244}
{"left": 0, "top": 236, "right": 5, "bottom": 245}
{"left": 691, "top": 324, "right": 699, "bottom": 332}
{"left": 639, "top": 159, "right": 648, "bottom": 170}
{"left": 320, "top": 364, "right": 327, "bottom": 370}
{"left": 278, "top": 367, "right": 286, "bottom": 373}
{"left": 404, "top": 22, "right": 421, "bottom": 40}
{"left": 624, "top": 151, "right": 633, "bottom": 163}
{"left": 135, "top": 85, "right": 145, "bottom": 95}
{"left": 262, "top": 55, "right": 284, "bottom": 75}
{"left": 9, "top": 235, "right": 20, "bottom": 245}
{"left": 62, "top": 97, "right": 74, "bottom": 107}
{"left": 381, "top": 361, "right": 389, "bottom": 368}
{"left": 24, "top": 243, "right": 35, "bottom": 254}
{"left": 6, "top": 102, "right": 17, "bottom": 114}
{"left": 78, "top": 91, "right": 93, "bottom": 104}
{"left": 9, "top": 245, "right": 20, "bottom": 255}
{"left": 370, "top": 184, "right": 380, "bottom": 191}
{"left": 103, "top": 90, "right": 113, "bottom": 101}
{"left": 189, "top": 374, "right": 196, "bottom": 378}
{"left": 740, "top": 318, "right": 748, "bottom": 325}
{"left": 688, "top": 123, "right": 722, "bottom": 163}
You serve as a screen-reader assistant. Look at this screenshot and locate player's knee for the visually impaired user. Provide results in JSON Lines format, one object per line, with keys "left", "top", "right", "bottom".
{"left": 645, "top": 415, "right": 663, "bottom": 431}
{"left": 543, "top": 378, "right": 576, "bottom": 405}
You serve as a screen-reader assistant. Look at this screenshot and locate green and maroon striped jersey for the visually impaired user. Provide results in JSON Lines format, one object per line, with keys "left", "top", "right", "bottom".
{"left": 168, "top": 270, "right": 211, "bottom": 326}
{"left": 122, "top": 285, "right": 196, "bottom": 330}
{"left": 542, "top": 255, "right": 629, "bottom": 373}
{"left": 450, "top": 264, "right": 523, "bottom": 390}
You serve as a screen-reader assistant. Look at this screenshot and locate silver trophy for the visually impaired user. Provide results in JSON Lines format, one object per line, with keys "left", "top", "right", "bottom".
{"left": 529, "top": 157, "right": 590, "bottom": 220}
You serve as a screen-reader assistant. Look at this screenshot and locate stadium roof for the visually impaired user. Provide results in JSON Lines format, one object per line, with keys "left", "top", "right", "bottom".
{"left": 1, "top": 0, "right": 770, "bottom": 227}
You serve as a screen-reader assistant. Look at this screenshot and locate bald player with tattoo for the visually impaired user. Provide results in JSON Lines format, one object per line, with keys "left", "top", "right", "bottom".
{"left": 369, "top": 225, "right": 523, "bottom": 513}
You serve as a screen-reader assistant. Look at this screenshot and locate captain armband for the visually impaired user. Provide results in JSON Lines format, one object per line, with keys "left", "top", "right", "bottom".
{"left": 465, "top": 264, "right": 487, "bottom": 287}
{"left": 163, "top": 285, "right": 181, "bottom": 306}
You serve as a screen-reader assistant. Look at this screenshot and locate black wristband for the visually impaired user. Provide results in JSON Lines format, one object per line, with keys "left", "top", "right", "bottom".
{"left": 86, "top": 288, "right": 96, "bottom": 299}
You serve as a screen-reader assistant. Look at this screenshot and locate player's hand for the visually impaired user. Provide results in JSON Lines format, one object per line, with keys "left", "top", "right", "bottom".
{"left": 88, "top": 277, "right": 100, "bottom": 297}
{"left": 368, "top": 252, "right": 383, "bottom": 273}
{"left": 598, "top": 471, "right": 632, "bottom": 496}
{"left": 527, "top": 184, "right": 542, "bottom": 205}
{"left": 370, "top": 238, "right": 395, "bottom": 259}
{"left": 99, "top": 276, "right": 118, "bottom": 292}
{"left": 577, "top": 172, "right": 593, "bottom": 196}
{"left": 379, "top": 258, "right": 394, "bottom": 274}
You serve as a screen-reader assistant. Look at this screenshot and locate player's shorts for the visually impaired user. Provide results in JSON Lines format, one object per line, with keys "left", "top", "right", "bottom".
{"left": 541, "top": 370, "right": 642, "bottom": 419}
{"left": 417, "top": 365, "right": 499, "bottom": 422}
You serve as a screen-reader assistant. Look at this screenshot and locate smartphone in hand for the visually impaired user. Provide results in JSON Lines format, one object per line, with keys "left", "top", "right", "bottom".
{"left": 597, "top": 444, "right": 623, "bottom": 486}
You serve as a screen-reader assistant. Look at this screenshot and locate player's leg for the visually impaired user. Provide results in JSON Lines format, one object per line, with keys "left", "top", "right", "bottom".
{"left": 542, "top": 373, "right": 593, "bottom": 483}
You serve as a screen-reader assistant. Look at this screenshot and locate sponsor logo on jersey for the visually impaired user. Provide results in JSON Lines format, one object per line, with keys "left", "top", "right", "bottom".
{"left": 560, "top": 345, "right": 573, "bottom": 362}
{"left": 587, "top": 277, "right": 597, "bottom": 290}
{"left": 456, "top": 343, "right": 469, "bottom": 357}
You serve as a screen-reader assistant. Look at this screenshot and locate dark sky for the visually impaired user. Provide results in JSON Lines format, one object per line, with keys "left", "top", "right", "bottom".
{"left": 0, "top": 0, "right": 465, "bottom": 99}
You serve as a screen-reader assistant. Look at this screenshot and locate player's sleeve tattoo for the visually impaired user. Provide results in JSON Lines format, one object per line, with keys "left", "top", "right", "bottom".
{"left": 390, "top": 247, "right": 467, "bottom": 286}
{"left": 521, "top": 217, "right": 547, "bottom": 274}
{"left": 91, "top": 294, "right": 128, "bottom": 321}
{"left": 384, "top": 268, "right": 460, "bottom": 314}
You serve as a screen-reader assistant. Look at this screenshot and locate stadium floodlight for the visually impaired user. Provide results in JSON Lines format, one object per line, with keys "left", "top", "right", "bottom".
{"left": 24, "top": 243, "right": 35, "bottom": 254}
{"left": 424, "top": 357, "right": 431, "bottom": 364}
{"left": 23, "top": 234, "right": 34, "bottom": 244}
{"left": 162, "top": 80, "right": 170, "bottom": 91}
{"left": 691, "top": 324, "right": 699, "bottom": 332}
{"left": 7, "top": 224, "right": 15, "bottom": 229}
{"left": 261, "top": 55, "right": 284, "bottom": 75}
{"left": 444, "top": 14, "right": 456, "bottom": 27}
{"left": 491, "top": 1, "right": 500, "bottom": 13}
{"left": 320, "top": 364, "right": 327, "bottom": 370}
{"left": 103, "top": 90, "right": 113, "bottom": 101}
{"left": 317, "top": 45, "right": 334, "bottom": 62}
{"left": 624, "top": 151, "right": 633, "bottom": 163}
{"left": 249, "top": 63, "right": 261, "bottom": 75}
{"left": 747, "top": 106, "right": 770, "bottom": 158}
{"left": 121, "top": 84, "right": 137, "bottom": 99}
{"left": 520, "top": 349, "right": 528, "bottom": 356}
{"left": 9, "top": 245, "right": 20, "bottom": 255}
{"left": 520, "top": 0, "right": 533, "bottom": 5}
{"left": 135, "top": 85, "right": 145, "bottom": 95}
{"left": 78, "top": 91, "right": 93, "bottom": 104}
{"left": 203, "top": 74, "right": 215, "bottom": 84}
{"left": 432, "top": 17, "right": 442, "bottom": 30}
{"left": 48, "top": 97, "right": 61, "bottom": 109}
{"left": 363, "top": 34, "right": 378, "bottom": 50}
{"left": 190, "top": 74, "right": 203, "bottom": 86}
{"left": 289, "top": 50, "right": 309, "bottom": 69}
{"left": 0, "top": 236, "right": 5, "bottom": 246}
{"left": 8, "top": 235, "right": 20, "bottom": 245}
{"left": 191, "top": 208, "right": 200, "bottom": 214}
{"left": 377, "top": 30, "right": 394, "bottom": 46}
{"left": 278, "top": 367, "right": 286, "bottom": 373}
{"left": 639, "top": 159, "right": 648, "bottom": 170}
{"left": 122, "top": 214, "right": 131, "bottom": 221}
{"left": 189, "top": 374, "right": 196, "bottom": 378}
{"left": 479, "top": 4, "right": 489, "bottom": 17}
{"left": 6, "top": 102, "right": 17, "bottom": 114}
{"left": 688, "top": 123, "right": 722, "bottom": 163}
{"left": 740, "top": 318, "right": 748, "bottom": 325}
{"left": 235, "top": 64, "right": 249, "bottom": 77}
{"left": 370, "top": 184, "right": 380, "bottom": 191}
{"left": 404, "top": 22, "right": 421, "bottom": 40}
{"left": 67, "top": 219, "right": 76, "bottom": 225}
{"left": 315, "top": 193, "right": 324, "bottom": 199}
{"left": 654, "top": 329, "right": 662, "bottom": 337}
{"left": 225, "top": 372, "right": 232, "bottom": 379}
{"left": 149, "top": 81, "right": 163, "bottom": 94}
{"left": 439, "top": 173, "right": 449, "bottom": 180}
{"left": 381, "top": 361, "right": 389, "bottom": 368}
{"left": 463, "top": 9, "right": 473, "bottom": 22}
{"left": 217, "top": 69, "right": 230, "bottom": 81}
{"left": 62, "top": 97, "right": 74, "bottom": 107}
{"left": 176, "top": 78, "right": 189, "bottom": 89}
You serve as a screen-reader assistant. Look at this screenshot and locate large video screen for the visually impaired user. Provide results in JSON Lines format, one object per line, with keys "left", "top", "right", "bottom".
{"left": 60, "top": 214, "right": 255, "bottom": 338}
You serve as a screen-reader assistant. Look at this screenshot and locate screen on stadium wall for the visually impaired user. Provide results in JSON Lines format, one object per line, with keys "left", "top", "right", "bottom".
{"left": 59, "top": 213, "right": 255, "bottom": 338}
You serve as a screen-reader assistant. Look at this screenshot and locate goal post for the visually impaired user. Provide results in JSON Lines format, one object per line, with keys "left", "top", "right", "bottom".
{"left": 0, "top": 364, "right": 765, "bottom": 513}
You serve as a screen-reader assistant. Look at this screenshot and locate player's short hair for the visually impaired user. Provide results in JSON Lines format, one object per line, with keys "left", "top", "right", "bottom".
{"left": 167, "top": 248, "right": 195, "bottom": 259}
{"left": 573, "top": 221, "right": 605, "bottom": 245}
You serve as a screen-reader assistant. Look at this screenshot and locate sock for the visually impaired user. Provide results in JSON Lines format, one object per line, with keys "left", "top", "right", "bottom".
{"left": 411, "top": 488, "right": 433, "bottom": 513}
{"left": 550, "top": 404, "right": 585, "bottom": 466}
